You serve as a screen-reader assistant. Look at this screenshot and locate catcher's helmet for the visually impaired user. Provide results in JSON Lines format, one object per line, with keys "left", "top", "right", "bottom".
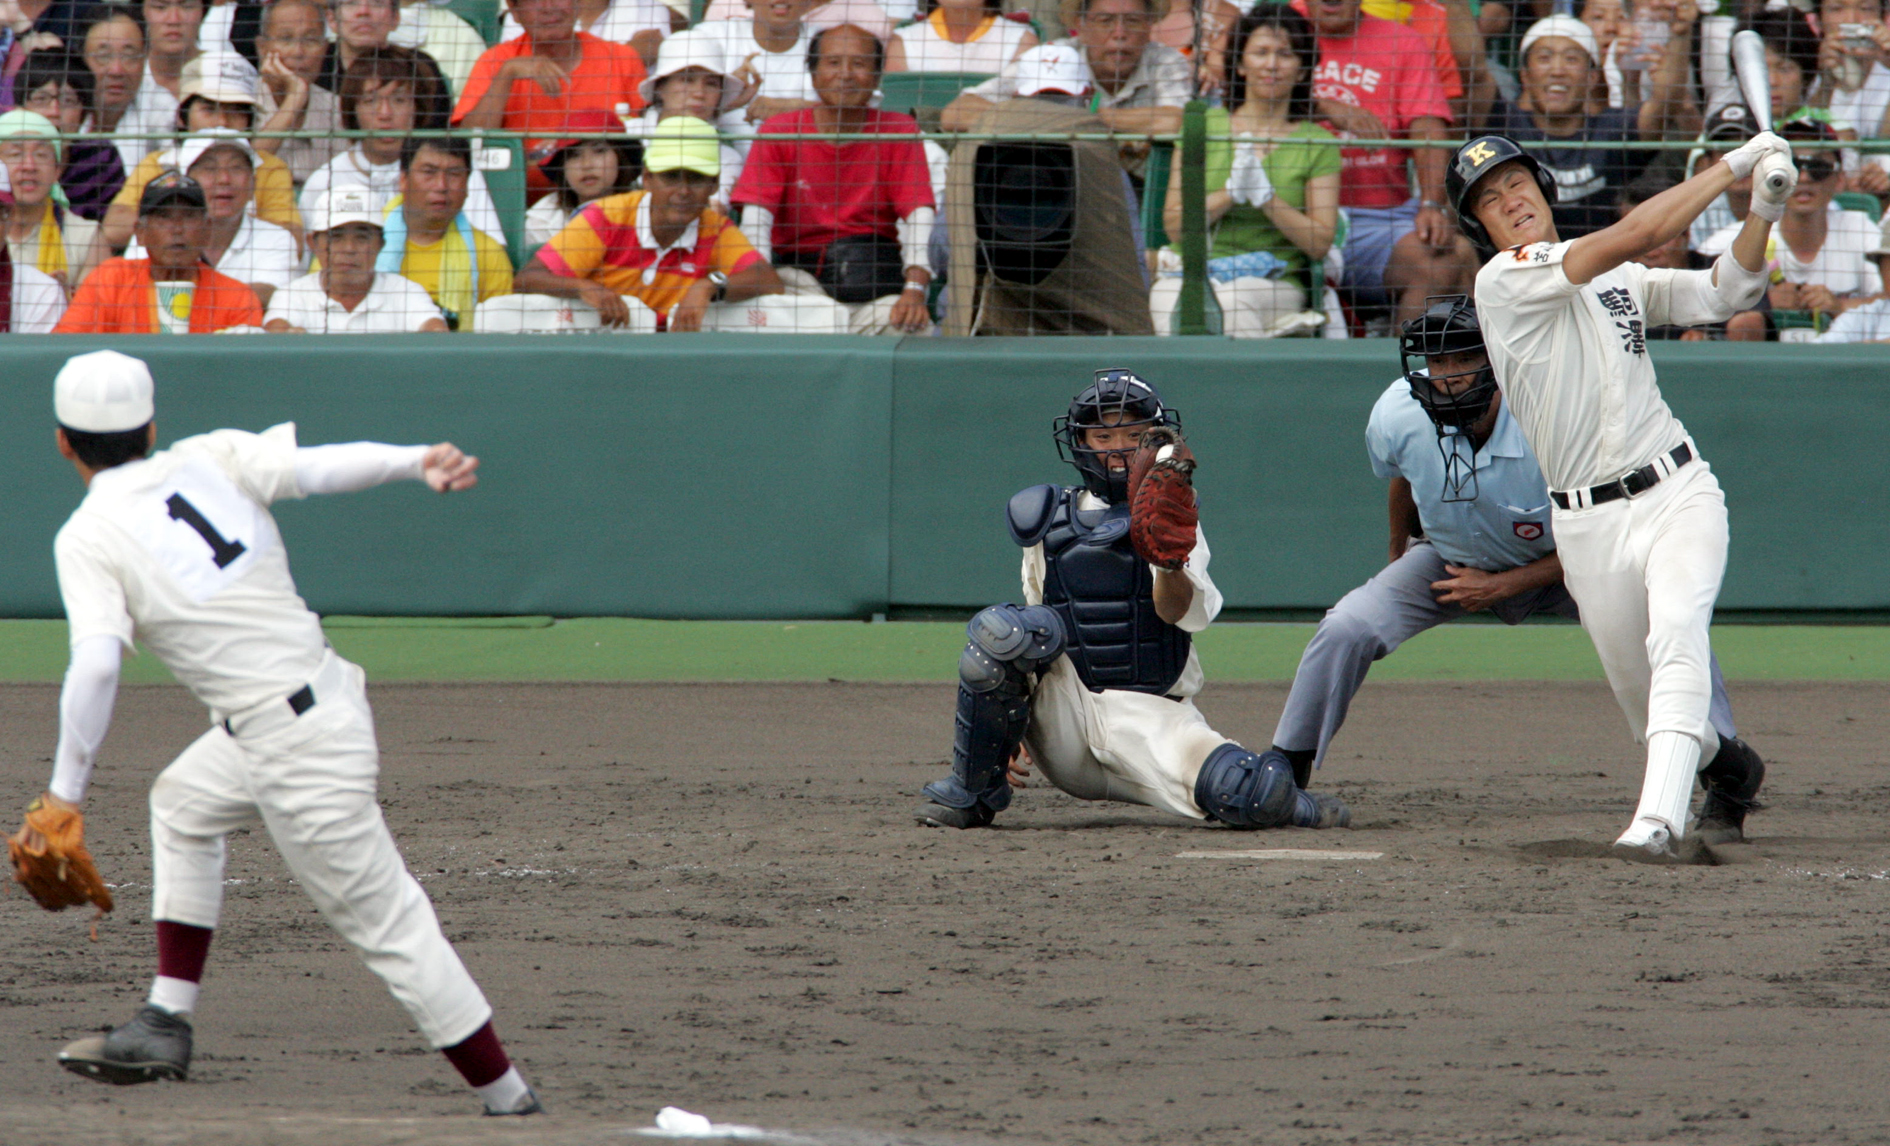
{"left": 1053, "top": 368, "right": 1180, "bottom": 504}
{"left": 1400, "top": 296, "right": 1498, "bottom": 503}
{"left": 1446, "top": 135, "right": 1556, "bottom": 249}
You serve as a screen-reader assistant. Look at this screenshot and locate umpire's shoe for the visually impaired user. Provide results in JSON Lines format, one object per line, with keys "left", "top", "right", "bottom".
{"left": 1697, "top": 736, "right": 1765, "bottom": 843}
{"left": 59, "top": 1005, "right": 192, "bottom": 1084}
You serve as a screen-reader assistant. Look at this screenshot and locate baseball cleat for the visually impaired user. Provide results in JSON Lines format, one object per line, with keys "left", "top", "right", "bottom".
{"left": 1697, "top": 736, "right": 1765, "bottom": 843}
{"left": 915, "top": 800, "right": 995, "bottom": 829}
{"left": 483, "top": 1087, "right": 545, "bottom": 1116}
{"left": 59, "top": 1005, "right": 192, "bottom": 1085}
{"left": 1611, "top": 818, "right": 1677, "bottom": 861}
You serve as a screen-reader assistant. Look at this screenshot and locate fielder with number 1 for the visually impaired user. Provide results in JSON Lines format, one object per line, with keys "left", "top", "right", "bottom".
{"left": 8, "top": 351, "right": 541, "bottom": 1115}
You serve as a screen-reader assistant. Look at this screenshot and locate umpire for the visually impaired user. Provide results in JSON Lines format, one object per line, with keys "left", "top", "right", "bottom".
{"left": 1268, "top": 297, "right": 1760, "bottom": 840}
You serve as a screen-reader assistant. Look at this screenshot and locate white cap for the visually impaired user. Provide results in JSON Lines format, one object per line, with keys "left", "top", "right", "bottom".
{"left": 175, "top": 128, "right": 260, "bottom": 174}
{"left": 180, "top": 48, "right": 260, "bottom": 105}
{"left": 55, "top": 351, "right": 155, "bottom": 433}
{"left": 305, "top": 185, "right": 383, "bottom": 233}
{"left": 1013, "top": 43, "right": 1092, "bottom": 98}
{"left": 637, "top": 29, "right": 740, "bottom": 110}
{"left": 1519, "top": 15, "right": 1600, "bottom": 65}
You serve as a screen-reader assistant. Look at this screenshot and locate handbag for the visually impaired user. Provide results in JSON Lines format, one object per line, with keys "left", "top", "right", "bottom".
{"left": 784, "top": 234, "right": 906, "bottom": 304}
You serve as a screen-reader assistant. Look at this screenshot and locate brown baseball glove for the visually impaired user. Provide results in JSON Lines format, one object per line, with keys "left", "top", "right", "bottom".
{"left": 8, "top": 792, "right": 113, "bottom": 915}
{"left": 1128, "top": 426, "right": 1198, "bottom": 571}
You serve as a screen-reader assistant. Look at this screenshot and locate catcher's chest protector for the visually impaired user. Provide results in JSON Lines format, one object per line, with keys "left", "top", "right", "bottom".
{"left": 1039, "top": 487, "right": 1190, "bottom": 696}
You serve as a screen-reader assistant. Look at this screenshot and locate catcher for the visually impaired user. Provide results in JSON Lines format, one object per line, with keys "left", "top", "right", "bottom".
{"left": 10, "top": 350, "right": 540, "bottom": 1115}
{"left": 915, "top": 369, "right": 1351, "bottom": 831}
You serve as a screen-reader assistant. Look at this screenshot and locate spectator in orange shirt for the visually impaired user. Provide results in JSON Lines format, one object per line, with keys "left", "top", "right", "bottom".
{"left": 55, "top": 172, "right": 264, "bottom": 334}
{"left": 452, "top": 0, "right": 648, "bottom": 194}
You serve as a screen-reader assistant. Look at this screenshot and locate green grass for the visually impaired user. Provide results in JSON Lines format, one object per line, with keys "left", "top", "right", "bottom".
{"left": 0, "top": 618, "right": 1886, "bottom": 684}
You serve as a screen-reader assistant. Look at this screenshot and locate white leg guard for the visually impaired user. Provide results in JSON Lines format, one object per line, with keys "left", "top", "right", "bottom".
{"left": 1619, "top": 730, "right": 1701, "bottom": 847}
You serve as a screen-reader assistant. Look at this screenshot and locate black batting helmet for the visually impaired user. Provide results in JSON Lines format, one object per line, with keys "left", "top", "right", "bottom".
{"left": 1399, "top": 296, "right": 1499, "bottom": 503}
{"left": 1053, "top": 368, "right": 1180, "bottom": 504}
{"left": 1447, "top": 135, "right": 1556, "bottom": 250}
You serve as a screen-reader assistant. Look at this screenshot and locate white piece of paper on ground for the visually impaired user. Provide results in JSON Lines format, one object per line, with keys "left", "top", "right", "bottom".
{"left": 635, "top": 1107, "right": 784, "bottom": 1140}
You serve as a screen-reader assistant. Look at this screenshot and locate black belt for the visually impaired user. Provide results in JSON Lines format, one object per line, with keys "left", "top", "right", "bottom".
{"left": 1550, "top": 443, "right": 1692, "bottom": 510}
{"left": 222, "top": 684, "right": 316, "bottom": 735}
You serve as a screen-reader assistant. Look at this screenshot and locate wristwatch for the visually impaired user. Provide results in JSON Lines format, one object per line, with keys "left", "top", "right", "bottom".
{"left": 707, "top": 270, "right": 729, "bottom": 303}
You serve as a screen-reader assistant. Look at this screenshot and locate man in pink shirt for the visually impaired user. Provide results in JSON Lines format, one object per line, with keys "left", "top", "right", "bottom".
{"left": 1308, "top": 0, "right": 1474, "bottom": 327}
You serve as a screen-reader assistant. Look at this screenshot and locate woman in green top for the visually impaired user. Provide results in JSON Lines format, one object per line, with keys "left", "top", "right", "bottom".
{"left": 1151, "top": 6, "right": 1341, "bottom": 338}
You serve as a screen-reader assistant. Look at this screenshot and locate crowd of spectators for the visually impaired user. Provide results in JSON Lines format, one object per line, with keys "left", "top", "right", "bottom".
{"left": 0, "top": 0, "right": 1883, "bottom": 338}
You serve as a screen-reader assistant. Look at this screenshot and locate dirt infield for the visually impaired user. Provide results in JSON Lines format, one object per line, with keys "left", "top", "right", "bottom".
{"left": 2, "top": 679, "right": 1888, "bottom": 1146}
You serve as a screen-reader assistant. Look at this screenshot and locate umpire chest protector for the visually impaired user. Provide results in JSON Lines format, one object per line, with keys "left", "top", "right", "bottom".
{"left": 1011, "top": 484, "right": 1190, "bottom": 696}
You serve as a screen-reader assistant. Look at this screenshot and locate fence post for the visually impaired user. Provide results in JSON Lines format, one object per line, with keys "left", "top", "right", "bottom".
{"left": 1176, "top": 99, "right": 1210, "bottom": 336}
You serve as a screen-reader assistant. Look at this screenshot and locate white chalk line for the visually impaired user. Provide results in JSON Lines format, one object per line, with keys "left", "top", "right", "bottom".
{"left": 1175, "top": 849, "right": 1385, "bottom": 861}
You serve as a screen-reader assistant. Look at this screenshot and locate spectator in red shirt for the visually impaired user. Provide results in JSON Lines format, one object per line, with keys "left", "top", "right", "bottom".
{"left": 731, "top": 24, "right": 936, "bottom": 334}
{"left": 1307, "top": 0, "right": 1474, "bottom": 327}
{"left": 452, "top": 0, "right": 647, "bottom": 193}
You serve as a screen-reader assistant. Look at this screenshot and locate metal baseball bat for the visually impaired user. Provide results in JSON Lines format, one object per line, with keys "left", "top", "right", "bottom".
{"left": 1731, "top": 30, "right": 1793, "bottom": 196}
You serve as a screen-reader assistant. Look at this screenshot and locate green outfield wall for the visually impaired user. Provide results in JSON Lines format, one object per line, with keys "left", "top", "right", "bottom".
{"left": 2, "top": 335, "right": 1884, "bottom": 619}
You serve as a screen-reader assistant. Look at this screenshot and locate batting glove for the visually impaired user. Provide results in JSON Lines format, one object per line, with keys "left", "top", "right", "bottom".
{"left": 1748, "top": 151, "right": 1799, "bottom": 221}
{"left": 1226, "top": 147, "right": 1275, "bottom": 208}
{"left": 1723, "top": 130, "right": 1790, "bottom": 179}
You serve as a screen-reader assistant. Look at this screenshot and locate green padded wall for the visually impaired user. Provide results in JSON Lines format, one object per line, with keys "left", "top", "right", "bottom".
{"left": 0, "top": 335, "right": 1884, "bottom": 618}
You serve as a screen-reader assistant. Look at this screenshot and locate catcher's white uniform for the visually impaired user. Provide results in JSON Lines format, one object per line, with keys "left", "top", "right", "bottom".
{"left": 54, "top": 424, "right": 492, "bottom": 1049}
{"left": 1474, "top": 240, "right": 1764, "bottom": 842}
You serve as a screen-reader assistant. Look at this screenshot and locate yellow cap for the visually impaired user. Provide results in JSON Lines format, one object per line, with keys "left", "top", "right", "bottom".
{"left": 643, "top": 115, "right": 720, "bottom": 177}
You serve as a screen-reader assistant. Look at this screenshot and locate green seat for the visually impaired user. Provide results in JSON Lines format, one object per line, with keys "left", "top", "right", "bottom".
{"left": 474, "top": 135, "right": 530, "bottom": 268}
{"left": 877, "top": 71, "right": 994, "bottom": 114}
{"left": 441, "top": 0, "right": 501, "bottom": 46}
{"left": 1141, "top": 140, "right": 1172, "bottom": 250}
{"left": 1835, "top": 191, "right": 1883, "bottom": 223}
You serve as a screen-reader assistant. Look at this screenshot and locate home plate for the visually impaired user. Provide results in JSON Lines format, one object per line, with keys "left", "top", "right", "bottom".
{"left": 1176, "top": 849, "right": 1384, "bottom": 861}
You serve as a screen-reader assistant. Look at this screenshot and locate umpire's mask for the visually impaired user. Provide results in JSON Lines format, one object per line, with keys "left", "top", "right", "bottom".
{"left": 1400, "top": 296, "right": 1500, "bottom": 503}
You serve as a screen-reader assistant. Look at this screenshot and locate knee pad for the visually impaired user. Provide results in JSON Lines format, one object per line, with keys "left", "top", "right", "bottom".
{"left": 960, "top": 604, "right": 1067, "bottom": 694}
{"left": 1194, "top": 744, "right": 1299, "bottom": 829}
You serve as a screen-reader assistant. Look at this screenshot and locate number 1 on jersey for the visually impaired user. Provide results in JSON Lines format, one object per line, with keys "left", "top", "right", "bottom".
{"left": 166, "top": 493, "right": 247, "bottom": 568}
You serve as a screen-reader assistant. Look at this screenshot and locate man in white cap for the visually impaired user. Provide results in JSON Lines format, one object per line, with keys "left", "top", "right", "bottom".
{"left": 124, "top": 131, "right": 302, "bottom": 309}
{"left": 264, "top": 186, "right": 447, "bottom": 332}
{"left": 1467, "top": 13, "right": 1701, "bottom": 237}
{"left": 103, "top": 49, "right": 306, "bottom": 250}
{"left": 0, "top": 167, "right": 71, "bottom": 331}
{"left": 28, "top": 350, "right": 540, "bottom": 1115}
{"left": 0, "top": 108, "right": 106, "bottom": 292}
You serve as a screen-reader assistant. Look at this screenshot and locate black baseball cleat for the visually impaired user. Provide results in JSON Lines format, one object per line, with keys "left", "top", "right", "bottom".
{"left": 915, "top": 800, "right": 995, "bottom": 829}
{"left": 1294, "top": 791, "right": 1352, "bottom": 830}
{"left": 1697, "top": 736, "right": 1765, "bottom": 843}
{"left": 59, "top": 1005, "right": 192, "bottom": 1085}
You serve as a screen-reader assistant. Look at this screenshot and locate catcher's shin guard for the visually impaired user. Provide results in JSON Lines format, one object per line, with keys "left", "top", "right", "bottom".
{"left": 919, "top": 605, "right": 1065, "bottom": 827}
{"left": 1195, "top": 744, "right": 1352, "bottom": 829}
{"left": 1697, "top": 735, "right": 1765, "bottom": 840}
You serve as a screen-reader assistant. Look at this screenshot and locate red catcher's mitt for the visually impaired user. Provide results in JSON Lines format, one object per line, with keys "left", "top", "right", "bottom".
{"left": 1128, "top": 427, "right": 1198, "bottom": 570}
{"left": 8, "top": 792, "right": 113, "bottom": 914}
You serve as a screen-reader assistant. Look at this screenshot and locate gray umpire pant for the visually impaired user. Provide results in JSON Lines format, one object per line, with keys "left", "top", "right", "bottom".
{"left": 1272, "top": 541, "right": 1738, "bottom": 771}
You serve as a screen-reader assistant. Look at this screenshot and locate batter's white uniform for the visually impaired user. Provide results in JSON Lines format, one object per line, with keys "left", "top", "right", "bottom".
{"left": 1017, "top": 491, "right": 1227, "bottom": 820}
{"left": 54, "top": 424, "right": 492, "bottom": 1049}
{"left": 1474, "top": 241, "right": 1764, "bottom": 837}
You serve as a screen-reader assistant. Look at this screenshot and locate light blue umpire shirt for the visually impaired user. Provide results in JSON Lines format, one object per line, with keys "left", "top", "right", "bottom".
{"left": 1365, "top": 376, "right": 1557, "bottom": 572}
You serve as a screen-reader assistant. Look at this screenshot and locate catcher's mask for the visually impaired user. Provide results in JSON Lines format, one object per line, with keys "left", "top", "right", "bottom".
{"left": 1053, "top": 368, "right": 1181, "bottom": 505}
{"left": 1400, "top": 296, "right": 1499, "bottom": 503}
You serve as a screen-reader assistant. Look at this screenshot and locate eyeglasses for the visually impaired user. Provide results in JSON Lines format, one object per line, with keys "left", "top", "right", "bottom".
{"left": 1081, "top": 12, "right": 1152, "bottom": 30}
{"left": 1793, "top": 154, "right": 1839, "bottom": 181}
{"left": 25, "top": 89, "right": 85, "bottom": 109}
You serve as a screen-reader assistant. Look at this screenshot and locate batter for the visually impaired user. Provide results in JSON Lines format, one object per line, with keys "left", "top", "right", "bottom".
{"left": 915, "top": 369, "right": 1349, "bottom": 833}
{"left": 36, "top": 350, "right": 540, "bottom": 1115}
{"left": 1447, "top": 132, "right": 1793, "bottom": 858}
{"left": 1270, "top": 297, "right": 1754, "bottom": 810}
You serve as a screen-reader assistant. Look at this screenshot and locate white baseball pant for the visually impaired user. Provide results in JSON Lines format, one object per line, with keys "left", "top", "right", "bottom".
{"left": 148, "top": 651, "right": 492, "bottom": 1049}
{"left": 1022, "top": 655, "right": 1226, "bottom": 820}
{"left": 1551, "top": 454, "right": 1728, "bottom": 831}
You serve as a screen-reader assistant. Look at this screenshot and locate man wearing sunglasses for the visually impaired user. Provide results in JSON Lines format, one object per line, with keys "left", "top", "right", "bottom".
{"left": 1699, "top": 119, "right": 1882, "bottom": 324}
